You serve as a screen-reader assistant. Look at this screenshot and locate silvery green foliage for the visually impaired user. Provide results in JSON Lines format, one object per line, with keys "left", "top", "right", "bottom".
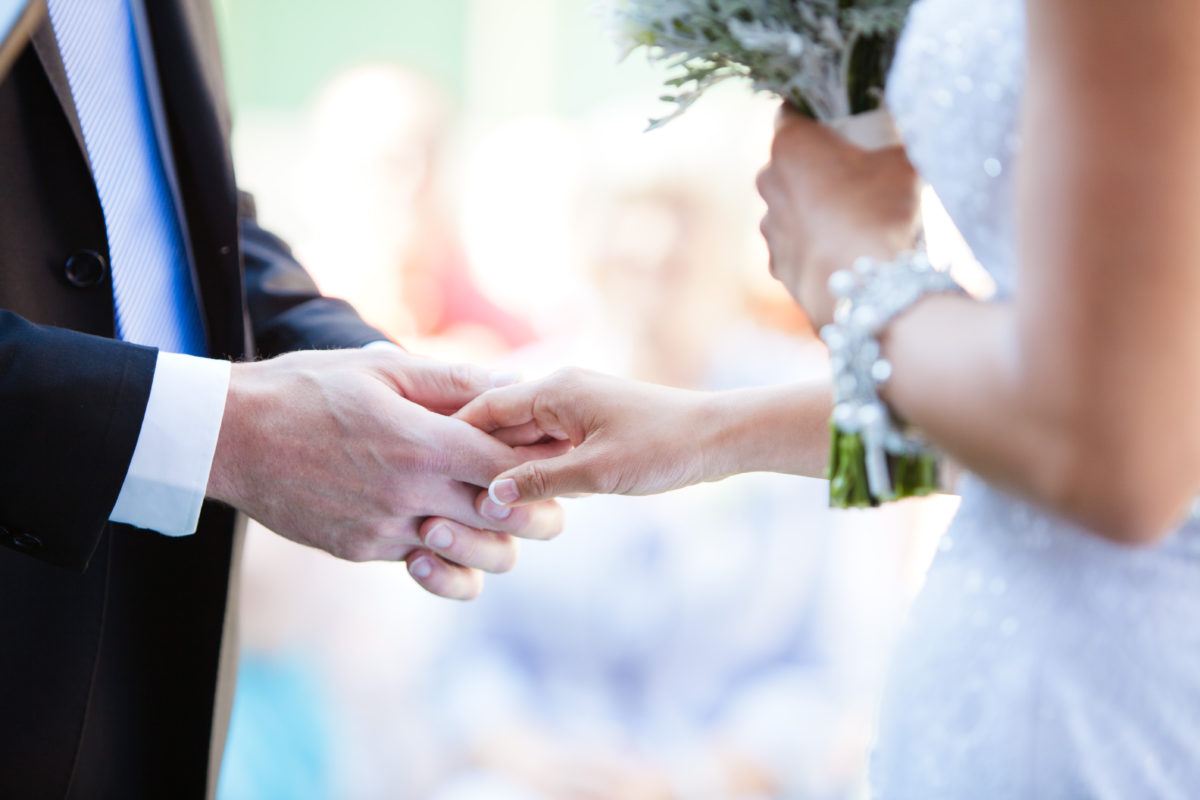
{"left": 608, "top": 0, "right": 914, "bottom": 127}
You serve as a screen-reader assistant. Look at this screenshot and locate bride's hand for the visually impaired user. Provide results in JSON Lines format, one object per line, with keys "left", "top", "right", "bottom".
{"left": 454, "top": 368, "right": 715, "bottom": 506}
{"left": 757, "top": 107, "right": 923, "bottom": 329}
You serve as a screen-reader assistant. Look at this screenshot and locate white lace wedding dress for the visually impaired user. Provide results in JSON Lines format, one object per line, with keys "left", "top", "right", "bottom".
{"left": 870, "top": 1, "right": 1200, "bottom": 797}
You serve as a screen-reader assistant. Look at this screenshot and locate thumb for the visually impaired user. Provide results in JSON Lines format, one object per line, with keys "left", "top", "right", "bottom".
{"left": 381, "top": 353, "right": 520, "bottom": 414}
{"left": 488, "top": 449, "right": 606, "bottom": 507}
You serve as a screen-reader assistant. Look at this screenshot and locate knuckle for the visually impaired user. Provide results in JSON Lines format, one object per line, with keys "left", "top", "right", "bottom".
{"left": 551, "top": 365, "right": 586, "bottom": 390}
{"left": 389, "top": 520, "right": 421, "bottom": 546}
{"left": 755, "top": 165, "right": 771, "bottom": 194}
{"left": 449, "top": 362, "right": 480, "bottom": 392}
{"left": 383, "top": 496, "right": 411, "bottom": 518}
{"left": 450, "top": 530, "right": 478, "bottom": 563}
{"left": 522, "top": 464, "right": 550, "bottom": 501}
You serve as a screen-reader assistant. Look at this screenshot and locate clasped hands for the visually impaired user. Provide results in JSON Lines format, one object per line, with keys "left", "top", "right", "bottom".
{"left": 205, "top": 349, "right": 716, "bottom": 602}
{"left": 207, "top": 348, "right": 570, "bottom": 601}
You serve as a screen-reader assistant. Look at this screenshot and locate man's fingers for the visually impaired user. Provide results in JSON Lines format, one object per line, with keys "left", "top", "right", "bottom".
{"left": 408, "top": 360, "right": 500, "bottom": 413}
{"left": 474, "top": 489, "right": 566, "bottom": 541}
{"left": 424, "top": 489, "right": 568, "bottom": 544}
{"left": 488, "top": 450, "right": 606, "bottom": 507}
{"left": 418, "top": 517, "right": 520, "bottom": 574}
{"left": 502, "top": 499, "right": 566, "bottom": 541}
{"left": 377, "top": 351, "right": 519, "bottom": 415}
{"left": 405, "top": 549, "right": 485, "bottom": 601}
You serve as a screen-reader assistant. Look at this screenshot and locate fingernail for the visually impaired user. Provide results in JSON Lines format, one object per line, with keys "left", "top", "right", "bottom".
{"left": 481, "top": 497, "right": 512, "bottom": 520}
{"left": 490, "top": 371, "right": 521, "bottom": 388}
{"left": 409, "top": 557, "right": 433, "bottom": 579}
{"left": 426, "top": 524, "right": 454, "bottom": 550}
{"left": 489, "top": 478, "right": 520, "bottom": 505}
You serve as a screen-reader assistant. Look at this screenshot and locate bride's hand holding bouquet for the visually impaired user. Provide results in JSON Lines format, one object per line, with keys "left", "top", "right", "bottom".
{"left": 611, "top": 0, "right": 926, "bottom": 317}
{"left": 756, "top": 107, "right": 921, "bottom": 330}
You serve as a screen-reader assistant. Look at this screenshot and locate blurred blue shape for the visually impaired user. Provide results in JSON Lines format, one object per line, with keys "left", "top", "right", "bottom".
{"left": 217, "top": 653, "right": 333, "bottom": 800}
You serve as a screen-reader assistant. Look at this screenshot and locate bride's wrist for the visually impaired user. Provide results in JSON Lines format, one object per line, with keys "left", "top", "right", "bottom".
{"left": 692, "top": 385, "right": 832, "bottom": 480}
{"left": 691, "top": 392, "right": 746, "bottom": 483}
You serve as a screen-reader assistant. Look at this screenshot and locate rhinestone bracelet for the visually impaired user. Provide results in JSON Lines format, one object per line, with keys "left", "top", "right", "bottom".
{"left": 821, "top": 252, "right": 964, "bottom": 507}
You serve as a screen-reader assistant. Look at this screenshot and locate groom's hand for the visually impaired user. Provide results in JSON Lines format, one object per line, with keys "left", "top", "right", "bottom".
{"left": 205, "top": 349, "right": 564, "bottom": 600}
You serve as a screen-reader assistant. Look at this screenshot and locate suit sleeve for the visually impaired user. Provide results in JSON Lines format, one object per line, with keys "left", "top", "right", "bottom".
{"left": 0, "top": 311, "right": 157, "bottom": 571}
{"left": 238, "top": 191, "right": 391, "bottom": 358}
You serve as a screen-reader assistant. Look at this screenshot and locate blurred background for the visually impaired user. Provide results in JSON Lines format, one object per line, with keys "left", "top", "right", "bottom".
{"left": 211, "top": 2, "right": 960, "bottom": 798}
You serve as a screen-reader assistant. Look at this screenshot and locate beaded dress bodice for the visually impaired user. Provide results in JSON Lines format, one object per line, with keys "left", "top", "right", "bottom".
{"left": 869, "top": 2, "right": 1200, "bottom": 797}
{"left": 888, "top": 0, "right": 1024, "bottom": 298}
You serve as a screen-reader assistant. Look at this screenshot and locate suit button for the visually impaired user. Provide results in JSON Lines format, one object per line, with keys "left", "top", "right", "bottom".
{"left": 64, "top": 250, "right": 108, "bottom": 288}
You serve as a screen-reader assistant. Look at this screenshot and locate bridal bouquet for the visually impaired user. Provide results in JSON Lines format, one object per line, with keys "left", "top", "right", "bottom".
{"left": 608, "top": 0, "right": 914, "bottom": 128}
{"left": 611, "top": 1, "right": 942, "bottom": 508}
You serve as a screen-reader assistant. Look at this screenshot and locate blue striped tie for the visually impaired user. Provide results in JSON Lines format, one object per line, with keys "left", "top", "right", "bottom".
{"left": 47, "top": 0, "right": 207, "bottom": 355}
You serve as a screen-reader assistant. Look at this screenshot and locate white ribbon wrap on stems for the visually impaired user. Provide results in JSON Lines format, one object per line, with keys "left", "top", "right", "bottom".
{"left": 827, "top": 107, "right": 902, "bottom": 151}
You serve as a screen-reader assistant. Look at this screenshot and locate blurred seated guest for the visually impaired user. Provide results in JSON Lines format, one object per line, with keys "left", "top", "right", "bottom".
{"left": 295, "top": 64, "right": 536, "bottom": 358}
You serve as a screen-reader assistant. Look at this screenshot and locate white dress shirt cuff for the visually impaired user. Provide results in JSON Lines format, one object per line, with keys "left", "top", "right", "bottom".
{"left": 109, "top": 352, "right": 231, "bottom": 536}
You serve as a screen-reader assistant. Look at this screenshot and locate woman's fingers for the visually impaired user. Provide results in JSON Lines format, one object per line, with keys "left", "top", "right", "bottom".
{"left": 490, "top": 419, "right": 549, "bottom": 447}
{"left": 455, "top": 381, "right": 543, "bottom": 433}
{"left": 488, "top": 448, "right": 610, "bottom": 507}
{"left": 456, "top": 367, "right": 602, "bottom": 439}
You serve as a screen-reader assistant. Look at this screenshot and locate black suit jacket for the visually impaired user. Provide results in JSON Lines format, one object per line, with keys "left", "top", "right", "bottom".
{"left": 0, "top": 2, "right": 385, "bottom": 796}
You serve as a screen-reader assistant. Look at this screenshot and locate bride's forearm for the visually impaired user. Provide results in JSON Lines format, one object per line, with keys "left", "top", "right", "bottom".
{"left": 879, "top": 295, "right": 1029, "bottom": 489}
{"left": 880, "top": 292, "right": 1200, "bottom": 543}
{"left": 697, "top": 381, "right": 833, "bottom": 482}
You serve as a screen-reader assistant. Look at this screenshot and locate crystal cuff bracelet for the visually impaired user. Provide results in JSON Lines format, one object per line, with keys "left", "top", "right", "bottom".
{"left": 822, "top": 252, "right": 964, "bottom": 507}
